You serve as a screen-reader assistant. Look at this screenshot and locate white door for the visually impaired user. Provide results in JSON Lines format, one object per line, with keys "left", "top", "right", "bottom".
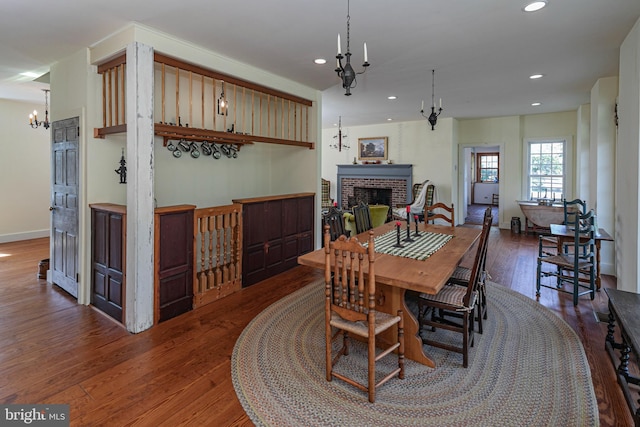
{"left": 51, "top": 117, "right": 79, "bottom": 298}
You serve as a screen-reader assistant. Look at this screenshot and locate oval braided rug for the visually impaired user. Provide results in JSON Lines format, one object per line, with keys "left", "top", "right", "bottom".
{"left": 231, "top": 281, "right": 599, "bottom": 426}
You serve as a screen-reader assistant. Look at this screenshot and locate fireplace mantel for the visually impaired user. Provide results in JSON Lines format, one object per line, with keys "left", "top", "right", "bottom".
{"left": 337, "top": 164, "right": 413, "bottom": 207}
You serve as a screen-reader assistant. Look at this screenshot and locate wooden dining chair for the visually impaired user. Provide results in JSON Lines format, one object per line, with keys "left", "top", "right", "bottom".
{"left": 425, "top": 202, "right": 454, "bottom": 227}
{"left": 563, "top": 198, "right": 587, "bottom": 227}
{"left": 554, "top": 198, "right": 587, "bottom": 255}
{"left": 536, "top": 210, "right": 596, "bottom": 306}
{"left": 322, "top": 206, "right": 348, "bottom": 241}
{"left": 324, "top": 226, "right": 405, "bottom": 403}
{"left": 352, "top": 202, "right": 373, "bottom": 234}
{"left": 448, "top": 207, "right": 492, "bottom": 333}
{"left": 417, "top": 208, "right": 491, "bottom": 367}
{"left": 537, "top": 198, "right": 587, "bottom": 287}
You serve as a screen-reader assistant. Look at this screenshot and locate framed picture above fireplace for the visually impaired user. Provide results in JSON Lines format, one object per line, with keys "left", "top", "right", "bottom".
{"left": 358, "top": 137, "right": 388, "bottom": 161}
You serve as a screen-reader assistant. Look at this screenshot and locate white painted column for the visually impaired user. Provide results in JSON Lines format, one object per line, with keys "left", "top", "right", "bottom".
{"left": 125, "top": 42, "right": 155, "bottom": 332}
{"left": 589, "top": 77, "right": 617, "bottom": 277}
{"left": 616, "top": 18, "right": 640, "bottom": 293}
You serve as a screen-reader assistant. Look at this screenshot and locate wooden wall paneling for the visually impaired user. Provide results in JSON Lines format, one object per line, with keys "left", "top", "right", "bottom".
{"left": 234, "top": 193, "right": 315, "bottom": 287}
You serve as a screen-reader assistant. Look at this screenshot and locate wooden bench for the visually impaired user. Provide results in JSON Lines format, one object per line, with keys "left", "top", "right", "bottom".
{"left": 605, "top": 288, "right": 640, "bottom": 426}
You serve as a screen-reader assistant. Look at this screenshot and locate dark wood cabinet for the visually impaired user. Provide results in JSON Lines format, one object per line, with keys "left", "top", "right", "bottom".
{"left": 90, "top": 204, "right": 126, "bottom": 323}
{"left": 154, "top": 205, "right": 195, "bottom": 323}
{"left": 234, "top": 193, "right": 314, "bottom": 287}
{"left": 91, "top": 204, "right": 195, "bottom": 325}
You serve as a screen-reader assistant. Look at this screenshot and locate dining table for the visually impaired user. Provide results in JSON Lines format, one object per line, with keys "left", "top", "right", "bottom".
{"left": 297, "top": 221, "right": 482, "bottom": 368}
{"left": 549, "top": 223, "right": 613, "bottom": 290}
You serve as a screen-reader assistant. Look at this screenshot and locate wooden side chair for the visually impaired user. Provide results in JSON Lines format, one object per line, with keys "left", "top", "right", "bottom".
{"left": 425, "top": 202, "right": 454, "bottom": 227}
{"left": 536, "top": 210, "right": 596, "bottom": 306}
{"left": 538, "top": 198, "right": 587, "bottom": 272}
{"left": 324, "top": 226, "right": 405, "bottom": 403}
{"left": 417, "top": 208, "right": 492, "bottom": 367}
{"left": 322, "top": 206, "right": 348, "bottom": 241}
{"left": 352, "top": 202, "right": 373, "bottom": 234}
{"left": 449, "top": 207, "right": 492, "bottom": 333}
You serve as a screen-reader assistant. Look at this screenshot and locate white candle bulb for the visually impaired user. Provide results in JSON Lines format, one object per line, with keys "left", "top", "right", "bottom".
{"left": 33, "top": 110, "right": 37, "bottom": 120}
{"left": 421, "top": 100, "right": 424, "bottom": 111}
{"left": 364, "top": 42, "right": 368, "bottom": 62}
{"left": 337, "top": 34, "right": 341, "bottom": 54}
{"left": 439, "top": 98, "right": 442, "bottom": 108}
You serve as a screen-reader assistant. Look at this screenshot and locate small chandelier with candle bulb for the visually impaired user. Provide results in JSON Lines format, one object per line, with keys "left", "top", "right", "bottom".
{"left": 217, "top": 81, "right": 228, "bottom": 115}
{"left": 28, "top": 89, "right": 50, "bottom": 130}
{"left": 330, "top": 116, "right": 350, "bottom": 151}
{"left": 335, "top": 0, "right": 369, "bottom": 96}
{"left": 420, "top": 70, "right": 443, "bottom": 130}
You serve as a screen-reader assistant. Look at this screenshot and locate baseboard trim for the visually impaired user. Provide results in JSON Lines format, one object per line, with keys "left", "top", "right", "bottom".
{"left": 0, "top": 230, "right": 49, "bottom": 244}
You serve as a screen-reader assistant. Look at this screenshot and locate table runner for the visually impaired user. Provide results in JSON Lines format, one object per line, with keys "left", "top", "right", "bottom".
{"left": 365, "top": 229, "right": 453, "bottom": 261}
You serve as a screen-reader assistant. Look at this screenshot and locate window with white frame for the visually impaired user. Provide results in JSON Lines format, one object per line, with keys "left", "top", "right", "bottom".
{"left": 527, "top": 139, "right": 566, "bottom": 200}
{"left": 477, "top": 152, "right": 499, "bottom": 182}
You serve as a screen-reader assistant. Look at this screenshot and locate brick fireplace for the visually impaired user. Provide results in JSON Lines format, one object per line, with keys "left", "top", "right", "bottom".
{"left": 337, "top": 164, "right": 413, "bottom": 209}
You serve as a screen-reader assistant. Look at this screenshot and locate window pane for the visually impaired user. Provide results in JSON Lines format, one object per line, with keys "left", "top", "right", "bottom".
{"left": 478, "top": 153, "right": 499, "bottom": 182}
{"left": 527, "top": 140, "right": 565, "bottom": 199}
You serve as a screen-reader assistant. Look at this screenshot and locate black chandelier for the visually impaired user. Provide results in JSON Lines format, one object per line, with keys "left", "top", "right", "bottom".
{"left": 28, "top": 89, "right": 50, "bottom": 130}
{"left": 330, "top": 116, "right": 350, "bottom": 151}
{"left": 420, "top": 70, "right": 443, "bottom": 130}
{"left": 335, "top": 0, "right": 369, "bottom": 96}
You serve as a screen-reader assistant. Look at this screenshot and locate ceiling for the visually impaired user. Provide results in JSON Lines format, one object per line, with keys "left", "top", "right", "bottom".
{"left": 2, "top": 0, "right": 639, "bottom": 130}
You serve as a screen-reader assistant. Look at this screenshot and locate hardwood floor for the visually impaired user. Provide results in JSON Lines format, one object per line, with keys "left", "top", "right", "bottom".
{"left": 0, "top": 230, "right": 632, "bottom": 426}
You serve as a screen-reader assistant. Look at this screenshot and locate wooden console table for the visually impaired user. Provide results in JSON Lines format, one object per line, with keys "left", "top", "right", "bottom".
{"left": 605, "top": 288, "right": 640, "bottom": 426}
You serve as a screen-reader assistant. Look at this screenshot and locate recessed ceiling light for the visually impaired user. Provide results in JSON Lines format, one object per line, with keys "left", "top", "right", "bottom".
{"left": 529, "top": 74, "right": 544, "bottom": 79}
{"left": 314, "top": 58, "right": 327, "bottom": 65}
{"left": 523, "top": 1, "right": 547, "bottom": 12}
{"left": 387, "top": 118, "right": 393, "bottom": 121}
{"left": 387, "top": 96, "right": 397, "bottom": 100}
{"left": 531, "top": 102, "right": 541, "bottom": 106}
{"left": 20, "top": 72, "right": 40, "bottom": 78}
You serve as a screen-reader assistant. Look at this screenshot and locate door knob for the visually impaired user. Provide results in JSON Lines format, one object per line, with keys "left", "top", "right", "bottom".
{"left": 49, "top": 207, "right": 55, "bottom": 211}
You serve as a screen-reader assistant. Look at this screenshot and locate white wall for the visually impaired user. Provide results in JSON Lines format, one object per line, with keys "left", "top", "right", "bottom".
{"left": 321, "top": 118, "right": 456, "bottom": 204}
{"left": 458, "top": 112, "right": 578, "bottom": 229}
{"left": 0, "top": 99, "right": 50, "bottom": 242}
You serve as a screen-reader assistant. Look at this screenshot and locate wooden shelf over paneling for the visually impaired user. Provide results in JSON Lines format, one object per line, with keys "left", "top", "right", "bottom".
{"left": 94, "top": 123, "right": 314, "bottom": 149}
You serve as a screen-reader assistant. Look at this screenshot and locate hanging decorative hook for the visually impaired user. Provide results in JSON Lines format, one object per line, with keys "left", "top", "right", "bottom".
{"left": 115, "top": 148, "right": 127, "bottom": 184}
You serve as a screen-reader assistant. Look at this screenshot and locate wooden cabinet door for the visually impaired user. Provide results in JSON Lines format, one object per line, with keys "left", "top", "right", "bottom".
{"left": 241, "top": 194, "right": 315, "bottom": 287}
{"left": 91, "top": 208, "right": 125, "bottom": 323}
{"left": 282, "top": 196, "right": 314, "bottom": 268}
{"left": 243, "top": 200, "right": 284, "bottom": 286}
{"left": 156, "top": 210, "right": 194, "bottom": 322}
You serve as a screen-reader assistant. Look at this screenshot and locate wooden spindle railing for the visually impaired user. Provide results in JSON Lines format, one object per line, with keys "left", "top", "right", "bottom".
{"left": 193, "top": 204, "right": 243, "bottom": 308}
{"left": 94, "top": 52, "right": 315, "bottom": 149}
